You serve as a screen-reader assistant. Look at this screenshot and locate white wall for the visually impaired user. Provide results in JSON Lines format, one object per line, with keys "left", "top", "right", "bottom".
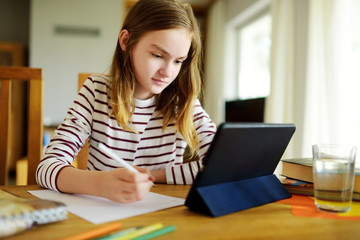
{"left": 203, "top": 0, "right": 226, "bottom": 125}
{"left": 30, "top": 0, "right": 122, "bottom": 126}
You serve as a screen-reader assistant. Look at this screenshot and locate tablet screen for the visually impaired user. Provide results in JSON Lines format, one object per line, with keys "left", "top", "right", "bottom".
{"left": 189, "top": 122, "right": 295, "bottom": 188}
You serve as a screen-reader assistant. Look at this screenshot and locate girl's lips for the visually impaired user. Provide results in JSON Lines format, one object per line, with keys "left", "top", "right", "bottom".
{"left": 152, "top": 78, "right": 167, "bottom": 86}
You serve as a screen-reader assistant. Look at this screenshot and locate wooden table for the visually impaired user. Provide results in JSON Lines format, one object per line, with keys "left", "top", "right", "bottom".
{"left": 1, "top": 184, "right": 360, "bottom": 240}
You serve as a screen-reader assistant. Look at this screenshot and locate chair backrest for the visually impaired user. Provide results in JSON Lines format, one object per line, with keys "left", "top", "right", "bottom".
{"left": 75, "top": 73, "right": 93, "bottom": 170}
{"left": 0, "top": 66, "right": 43, "bottom": 185}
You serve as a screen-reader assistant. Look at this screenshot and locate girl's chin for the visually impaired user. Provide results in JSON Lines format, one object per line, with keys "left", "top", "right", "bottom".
{"left": 152, "top": 86, "right": 167, "bottom": 94}
{"left": 134, "top": 86, "right": 168, "bottom": 99}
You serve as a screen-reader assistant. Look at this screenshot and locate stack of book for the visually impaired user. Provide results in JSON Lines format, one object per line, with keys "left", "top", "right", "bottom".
{"left": 280, "top": 158, "right": 360, "bottom": 201}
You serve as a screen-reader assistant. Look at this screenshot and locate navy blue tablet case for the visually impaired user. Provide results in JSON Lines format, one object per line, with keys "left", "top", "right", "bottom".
{"left": 185, "top": 122, "right": 296, "bottom": 217}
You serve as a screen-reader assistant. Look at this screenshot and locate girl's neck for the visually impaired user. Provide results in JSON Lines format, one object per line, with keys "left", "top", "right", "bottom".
{"left": 135, "top": 95, "right": 156, "bottom": 107}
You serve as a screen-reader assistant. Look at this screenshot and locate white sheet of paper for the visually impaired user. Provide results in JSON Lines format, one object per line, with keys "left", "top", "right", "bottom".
{"left": 29, "top": 190, "right": 185, "bottom": 224}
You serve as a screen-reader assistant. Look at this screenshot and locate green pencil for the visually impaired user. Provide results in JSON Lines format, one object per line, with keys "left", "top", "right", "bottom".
{"left": 95, "top": 226, "right": 142, "bottom": 240}
{"left": 132, "top": 225, "right": 176, "bottom": 240}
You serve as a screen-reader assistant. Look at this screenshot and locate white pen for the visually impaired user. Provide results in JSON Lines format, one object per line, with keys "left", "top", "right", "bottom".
{"left": 97, "top": 142, "right": 139, "bottom": 173}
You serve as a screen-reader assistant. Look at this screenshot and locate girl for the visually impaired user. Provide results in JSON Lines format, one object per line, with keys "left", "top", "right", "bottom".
{"left": 36, "top": 0, "right": 216, "bottom": 203}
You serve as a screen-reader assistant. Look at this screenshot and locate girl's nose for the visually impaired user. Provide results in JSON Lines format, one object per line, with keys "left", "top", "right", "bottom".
{"left": 159, "top": 62, "right": 173, "bottom": 78}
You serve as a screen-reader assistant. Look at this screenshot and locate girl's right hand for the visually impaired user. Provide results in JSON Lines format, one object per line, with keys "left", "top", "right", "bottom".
{"left": 100, "top": 167, "right": 155, "bottom": 203}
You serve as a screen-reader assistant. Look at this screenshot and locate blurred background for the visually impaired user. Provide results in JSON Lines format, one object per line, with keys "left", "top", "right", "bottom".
{"left": 1, "top": 0, "right": 360, "bottom": 180}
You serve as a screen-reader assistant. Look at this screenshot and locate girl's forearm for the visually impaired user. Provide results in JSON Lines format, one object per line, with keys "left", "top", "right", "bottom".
{"left": 150, "top": 169, "right": 166, "bottom": 183}
{"left": 56, "top": 166, "right": 155, "bottom": 203}
{"left": 56, "top": 167, "right": 105, "bottom": 196}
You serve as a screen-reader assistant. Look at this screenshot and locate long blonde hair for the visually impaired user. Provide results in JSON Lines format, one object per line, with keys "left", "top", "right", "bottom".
{"left": 109, "top": 0, "right": 202, "bottom": 154}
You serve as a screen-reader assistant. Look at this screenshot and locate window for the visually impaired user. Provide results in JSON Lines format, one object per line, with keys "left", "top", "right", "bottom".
{"left": 236, "top": 13, "right": 272, "bottom": 100}
{"left": 340, "top": 0, "right": 360, "bottom": 152}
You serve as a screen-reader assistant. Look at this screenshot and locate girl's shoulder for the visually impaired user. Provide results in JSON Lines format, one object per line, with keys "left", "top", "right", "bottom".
{"left": 86, "top": 74, "right": 111, "bottom": 89}
{"left": 193, "top": 98, "right": 204, "bottom": 109}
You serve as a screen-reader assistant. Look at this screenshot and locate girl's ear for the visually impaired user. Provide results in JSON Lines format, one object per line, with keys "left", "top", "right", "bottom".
{"left": 119, "top": 29, "right": 129, "bottom": 51}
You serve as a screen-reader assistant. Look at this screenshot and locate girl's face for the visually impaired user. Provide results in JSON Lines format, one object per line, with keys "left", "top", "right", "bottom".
{"left": 130, "top": 28, "right": 191, "bottom": 100}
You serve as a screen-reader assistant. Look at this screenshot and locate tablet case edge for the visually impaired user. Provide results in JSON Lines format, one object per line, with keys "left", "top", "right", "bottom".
{"left": 186, "top": 174, "right": 291, "bottom": 217}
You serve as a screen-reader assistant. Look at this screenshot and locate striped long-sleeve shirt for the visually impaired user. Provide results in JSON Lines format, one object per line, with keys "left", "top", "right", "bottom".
{"left": 36, "top": 75, "right": 217, "bottom": 191}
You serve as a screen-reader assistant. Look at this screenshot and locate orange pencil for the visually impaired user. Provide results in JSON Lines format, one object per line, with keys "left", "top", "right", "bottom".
{"left": 61, "top": 222, "right": 122, "bottom": 240}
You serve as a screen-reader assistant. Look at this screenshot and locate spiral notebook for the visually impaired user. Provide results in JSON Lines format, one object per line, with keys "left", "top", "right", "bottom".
{"left": 0, "top": 189, "right": 67, "bottom": 238}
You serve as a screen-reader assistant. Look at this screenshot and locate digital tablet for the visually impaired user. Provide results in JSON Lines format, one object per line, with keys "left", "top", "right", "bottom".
{"left": 185, "top": 122, "right": 296, "bottom": 209}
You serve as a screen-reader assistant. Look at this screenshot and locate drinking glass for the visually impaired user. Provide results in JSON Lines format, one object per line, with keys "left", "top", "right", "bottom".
{"left": 312, "top": 144, "right": 356, "bottom": 213}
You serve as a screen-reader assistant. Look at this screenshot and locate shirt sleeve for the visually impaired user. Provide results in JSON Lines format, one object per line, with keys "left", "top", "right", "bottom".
{"left": 36, "top": 78, "right": 95, "bottom": 191}
{"left": 165, "top": 99, "right": 217, "bottom": 184}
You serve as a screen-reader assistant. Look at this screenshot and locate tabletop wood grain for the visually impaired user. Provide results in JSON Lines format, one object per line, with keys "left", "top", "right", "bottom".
{"left": 1, "top": 184, "right": 360, "bottom": 240}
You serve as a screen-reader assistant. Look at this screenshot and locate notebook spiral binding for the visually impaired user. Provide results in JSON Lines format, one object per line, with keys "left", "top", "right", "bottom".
{"left": 0, "top": 190, "right": 67, "bottom": 237}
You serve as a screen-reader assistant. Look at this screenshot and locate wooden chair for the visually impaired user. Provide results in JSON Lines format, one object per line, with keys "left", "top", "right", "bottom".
{"left": 0, "top": 42, "right": 27, "bottom": 181}
{"left": 0, "top": 66, "right": 43, "bottom": 185}
{"left": 75, "top": 73, "right": 93, "bottom": 170}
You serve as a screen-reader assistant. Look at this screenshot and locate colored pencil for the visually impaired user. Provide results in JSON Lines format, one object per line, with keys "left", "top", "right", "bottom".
{"left": 132, "top": 225, "right": 176, "bottom": 240}
{"left": 114, "top": 223, "right": 163, "bottom": 240}
{"left": 61, "top": 222, "right": 122, "bottom": 240}
{"left": 96, "top": 226, "right": 142, "bottom": 240}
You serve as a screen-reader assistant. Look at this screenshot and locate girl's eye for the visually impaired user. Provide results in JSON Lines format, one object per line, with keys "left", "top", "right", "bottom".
{"left": 175, "top": 60, "right": 183, "bottom": 64}
{"left": 152, "top": 53, "right": 162, "bottom": 58}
